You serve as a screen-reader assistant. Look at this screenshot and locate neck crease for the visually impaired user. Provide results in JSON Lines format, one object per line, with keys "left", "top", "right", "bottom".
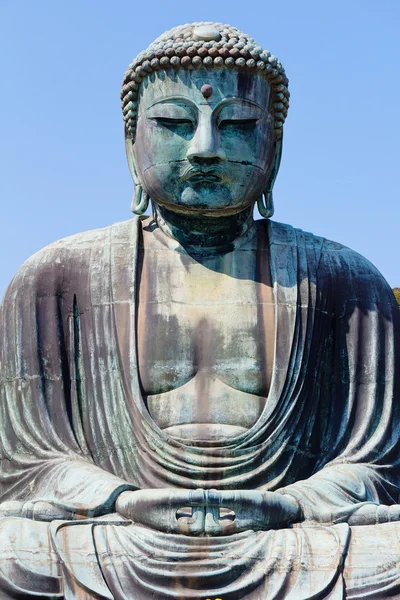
{"left": 152, "top": 203, "right": 255, "bottom": 254}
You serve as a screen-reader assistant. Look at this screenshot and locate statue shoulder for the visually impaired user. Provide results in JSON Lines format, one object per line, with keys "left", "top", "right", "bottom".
{"left": 303, "top": 228, "right": 395, "bottom": 315}
{"left": 2, "top": 218, "right": 139, "bottom": 304}
{"left": 317, "top": 234, "right": 387, "bottom": 287}
{"left": 269, "top": 220, "right": 394, "bottom": 309}
{"left": 270, "top": 220, "right": 386, "bottom": 282}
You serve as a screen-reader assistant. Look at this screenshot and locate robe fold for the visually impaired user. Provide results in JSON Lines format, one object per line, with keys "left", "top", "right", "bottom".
{"left": 0, "top": 217, "right": 399, "bottom": 598}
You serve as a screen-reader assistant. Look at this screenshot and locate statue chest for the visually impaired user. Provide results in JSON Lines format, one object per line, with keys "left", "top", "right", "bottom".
{"left": 136, "top": 223, "right": 274, "bottom": 441}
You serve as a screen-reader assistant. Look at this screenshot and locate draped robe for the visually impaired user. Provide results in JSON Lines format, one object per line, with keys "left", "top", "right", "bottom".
{"left": 0, "top": 217, "right": 399, "bottom": 599}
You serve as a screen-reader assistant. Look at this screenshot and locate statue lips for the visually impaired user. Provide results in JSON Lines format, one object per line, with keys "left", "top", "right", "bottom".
{"left": 181, "top": 166, "right": 226, "bottom": 184}
{"left": 187, "top": 173, "right": 221, "bottom": 184}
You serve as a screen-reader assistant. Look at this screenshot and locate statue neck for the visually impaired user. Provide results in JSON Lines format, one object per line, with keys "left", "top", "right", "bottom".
{"left": 153, "top": 204, "right": 255, "bottom": 254}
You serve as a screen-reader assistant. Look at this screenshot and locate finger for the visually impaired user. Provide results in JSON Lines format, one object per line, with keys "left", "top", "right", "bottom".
{"left": 389, "top": 505, "right": 400, "bottom": 522}
{"left": 31, "top": 502, "right": 74, "bottom": 522}
{"left": 121, "top": 489, "right": 197, "bottom": 511}
{"left": 176, "top": 506, "right": 205, "bottom": 536}
{"left": 347, "top": 505, "right": 381, "bottom": 526}
{"left": 0, "top": 501, "right": 24, "bottom": 518}
{"left": 217, "top": 491, "right": 301, "bottom": 530}
{"left": 204, "top": 506, "right": 222, "bottom": 536}
{"left": 116, "top": 490, "right": 203, "bottom": 533}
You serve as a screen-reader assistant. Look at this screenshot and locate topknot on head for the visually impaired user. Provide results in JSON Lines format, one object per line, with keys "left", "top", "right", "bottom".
{"left": 121, "top": 22, "right": 289, "bottom": 140}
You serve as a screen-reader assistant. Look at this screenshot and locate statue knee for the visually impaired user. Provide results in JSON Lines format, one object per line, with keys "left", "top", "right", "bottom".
{"left": 0, "top": 517, "right": 61, "bottom": 597}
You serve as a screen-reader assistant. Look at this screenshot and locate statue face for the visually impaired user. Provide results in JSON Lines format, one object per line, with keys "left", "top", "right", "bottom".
{"left": 132, "top": 68, "right": 275, "bottom": 216}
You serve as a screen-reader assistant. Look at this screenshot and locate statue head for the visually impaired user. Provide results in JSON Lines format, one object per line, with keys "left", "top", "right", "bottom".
{"left": 121, "top": 22, "right": 289, "bottom": 219}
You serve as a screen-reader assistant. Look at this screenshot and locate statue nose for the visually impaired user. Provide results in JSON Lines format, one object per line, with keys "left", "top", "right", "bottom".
{"left": 186, "top": 120, "right": 226, "bottom": 163}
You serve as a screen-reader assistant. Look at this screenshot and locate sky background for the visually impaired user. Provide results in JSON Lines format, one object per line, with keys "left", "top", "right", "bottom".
{"left": 0, "top": 0, "right": 399, "bottom": 300}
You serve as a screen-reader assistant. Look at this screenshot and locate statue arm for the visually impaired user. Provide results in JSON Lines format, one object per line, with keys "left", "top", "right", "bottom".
{"left": 277, "top": 248, "right": 400, "bottom": 525}
{"left": 276, "top": 463, "right": 399, "bottom": 524}
{"left": 0, "top": 240, "right": 137, "bottom": 518}
{"left": 0, "top": 454, "right": 137, "bottom": 518}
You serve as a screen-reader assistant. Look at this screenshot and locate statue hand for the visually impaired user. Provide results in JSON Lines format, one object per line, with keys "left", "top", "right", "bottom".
{"left": 208, "top": 490, "right": 302, "bottom": 535}
{"left": 334, "top": 503, "right": 400, "bottom": 526}
{"left": 115, "top": 489, "right": 302, "bottom": 536}
{"left": 0, "top": 500, "right": 75, "bottom": 521}
{"left": 115, "top": 489, "right": 208, "bottom": 535}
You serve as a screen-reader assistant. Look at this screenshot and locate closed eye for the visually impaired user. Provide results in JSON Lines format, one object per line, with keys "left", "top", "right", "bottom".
{"left": 218, "top": 118, "right": 258, "bottom": 129}
{"left": 152, "top": 117, "right": 194, "bottom": 126}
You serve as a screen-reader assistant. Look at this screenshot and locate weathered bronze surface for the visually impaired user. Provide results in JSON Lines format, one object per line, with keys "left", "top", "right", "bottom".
{"left": 0, "top": 21, "right": 400, "bottom": 600}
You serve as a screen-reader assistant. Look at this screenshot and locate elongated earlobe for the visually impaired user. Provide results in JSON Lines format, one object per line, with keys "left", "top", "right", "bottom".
{"left": 126, "top": 138, "right": 150, "bottom": 215}
{"left": 257, "top": 191, "right": 274, "bottom": 218}
{"left": 131, "top": 184, "right": 149, "bottom": 215}
{"left": 257, "top": 137, "right": 282, "bottom": 219}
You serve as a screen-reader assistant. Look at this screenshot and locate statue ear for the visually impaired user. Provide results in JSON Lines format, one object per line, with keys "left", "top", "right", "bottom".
{"left": 125, "top": 138, "right": 149, "bottom": 215}
{"left": 125, "top": 137, "right": 140, "bottom": 185}
{"left": 257, "top": 136, "right": 283, "bottom": 219}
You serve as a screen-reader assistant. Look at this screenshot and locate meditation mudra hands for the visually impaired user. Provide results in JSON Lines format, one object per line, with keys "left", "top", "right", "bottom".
{"left": 115, "top": 488, "right": 303, "bottom": 536}
{"left": 0, "top": 490, "right": 299, "bottom": 533}
{"left": 3, "top": 490, "right": 400, "bottom": 537}
{"left": 2, "top": 490, "right": 400, "bottom": 534}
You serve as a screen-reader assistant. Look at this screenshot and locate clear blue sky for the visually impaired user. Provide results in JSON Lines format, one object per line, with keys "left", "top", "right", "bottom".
{"left": 1, "top": 0, "right": 399, "bottom": 300}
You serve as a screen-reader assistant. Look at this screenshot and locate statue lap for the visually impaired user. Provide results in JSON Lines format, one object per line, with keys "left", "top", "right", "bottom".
{"left": 1, "top": 517, "right": 400, "bottom": 600}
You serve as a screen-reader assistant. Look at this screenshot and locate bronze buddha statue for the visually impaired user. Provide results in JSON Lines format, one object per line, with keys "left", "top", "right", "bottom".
{"left": 0, "top": 21, "right": 399, "bottom": 600}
